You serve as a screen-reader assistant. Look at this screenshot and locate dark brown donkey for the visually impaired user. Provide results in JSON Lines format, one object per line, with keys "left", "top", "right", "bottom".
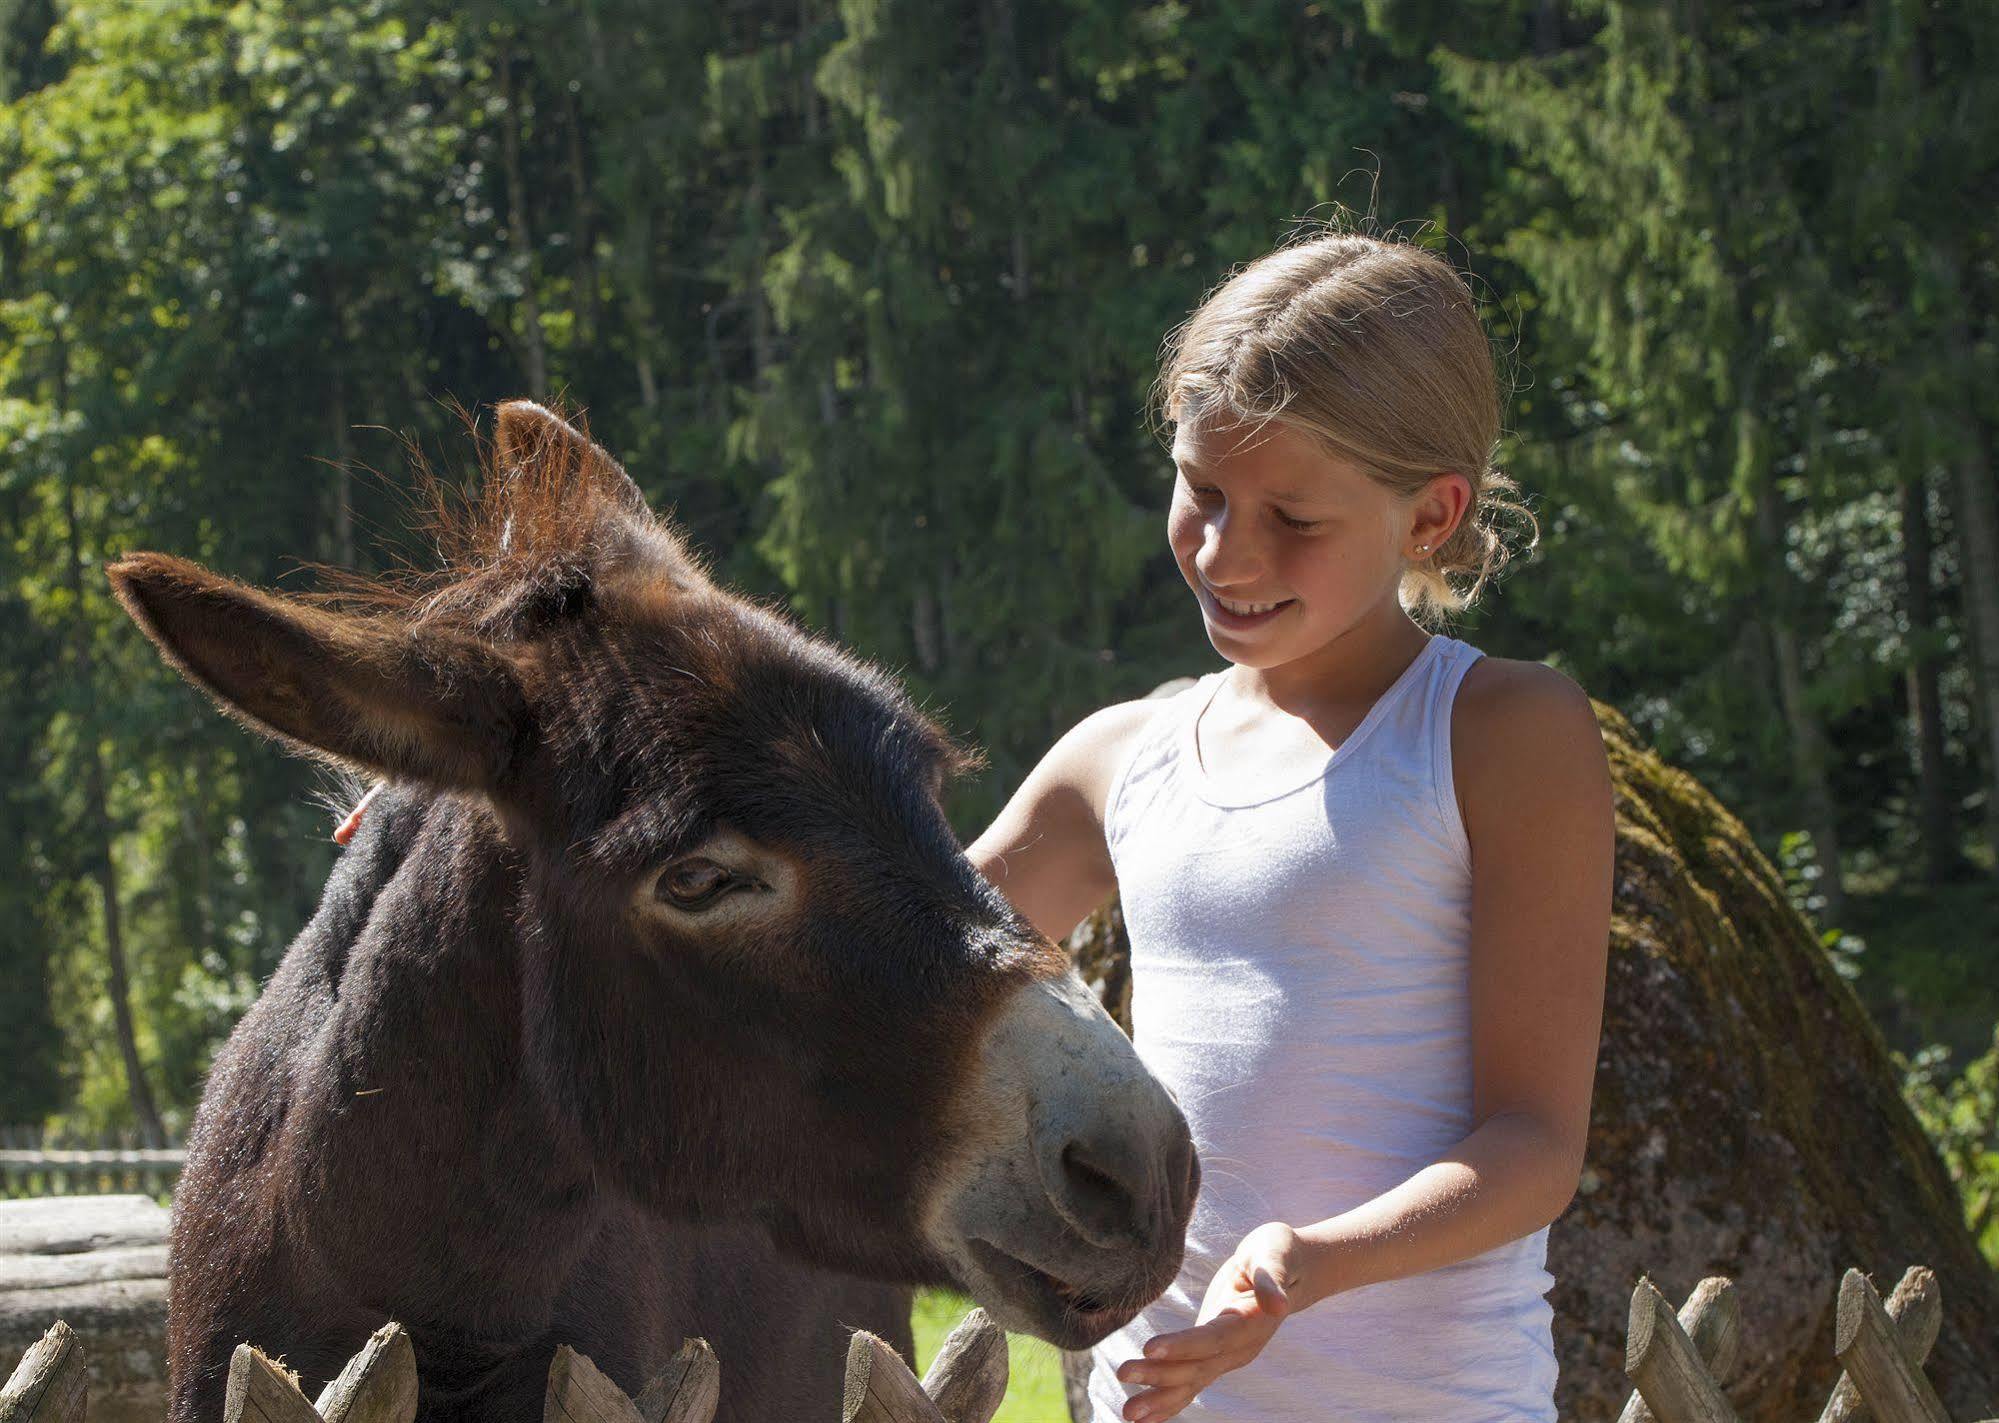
{"left": 110, "top": 402, "right": 1196, "bottom": 1423}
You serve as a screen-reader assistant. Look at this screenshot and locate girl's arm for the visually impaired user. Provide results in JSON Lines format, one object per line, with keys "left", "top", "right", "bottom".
{"left": 965, "top": 700, "right": 1157, "bottom": 942}
{"left": 1120, "top": 660, "right": 1614, "bottom": 1420}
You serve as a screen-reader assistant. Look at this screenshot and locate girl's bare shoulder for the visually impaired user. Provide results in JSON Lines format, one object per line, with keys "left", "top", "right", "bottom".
{"left": 1456, "top": 654, "right": 1594, "bottom": 722}
{"left": 1449, "top": 656, "right": 1610, "bottom": 826}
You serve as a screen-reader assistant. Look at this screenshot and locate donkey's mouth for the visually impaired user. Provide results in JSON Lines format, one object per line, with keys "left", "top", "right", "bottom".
{"left": 963, "top": 1237, "right": 1140, "bottom": 1348}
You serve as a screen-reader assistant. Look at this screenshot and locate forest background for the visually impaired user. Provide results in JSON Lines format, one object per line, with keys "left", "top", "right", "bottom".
{"left": 2, "top": 0, "right": 1996, "bottom": 1261}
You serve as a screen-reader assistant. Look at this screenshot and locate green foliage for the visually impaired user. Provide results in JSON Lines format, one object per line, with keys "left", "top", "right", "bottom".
{"left": 1776, "top": 829, "right": 1867, "bottom": 982}
{"left": 1899, "top": 1029, "right": 1999, "bottom": 1267}
{"left": 0, "top": 0, "right": 1992, "bottom": 1150}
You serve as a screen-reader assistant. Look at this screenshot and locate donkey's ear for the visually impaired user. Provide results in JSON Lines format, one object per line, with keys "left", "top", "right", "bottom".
{"left": 494, "top": 399, "right": 710, "bottom": 593}
{"left": 495, "top": 400, "right": 649, "bottom": 518}
{"left": 108, "top": 553, "right": 534, "bottom": 793}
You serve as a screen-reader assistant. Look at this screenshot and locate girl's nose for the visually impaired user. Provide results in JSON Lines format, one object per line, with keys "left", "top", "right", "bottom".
{"left": 1197, "top": 511, "right": 1263, "bottom": 586}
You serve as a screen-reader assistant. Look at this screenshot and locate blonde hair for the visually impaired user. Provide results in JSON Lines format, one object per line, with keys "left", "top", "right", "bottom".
{"left": 1157, "top": 228, "right": 1537, "bottom": 621}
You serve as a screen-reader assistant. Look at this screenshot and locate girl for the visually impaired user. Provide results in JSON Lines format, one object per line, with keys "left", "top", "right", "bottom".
{"left": 965, "top": 231, "right": 1615, "bottom": 1422}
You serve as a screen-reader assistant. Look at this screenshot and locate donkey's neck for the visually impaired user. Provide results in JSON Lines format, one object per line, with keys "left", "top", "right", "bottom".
{"left": 287, "top": 786, "right": 603, "bottom": 1335}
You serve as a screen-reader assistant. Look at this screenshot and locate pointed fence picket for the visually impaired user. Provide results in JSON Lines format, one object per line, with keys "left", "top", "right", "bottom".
{"left": 0, "top": 1309, "right": 1011, "bottom": 1423}
{"left": 1621, "top": 1266, "right": 1965, "bottom": 1423}
{"left": 2, "top": 1267, "right": 1978, "bottom": 1423}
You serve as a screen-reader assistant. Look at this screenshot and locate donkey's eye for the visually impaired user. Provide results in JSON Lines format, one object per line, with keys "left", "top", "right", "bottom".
{"left": 656, "top": 858, "right": 749, "bottom": 909}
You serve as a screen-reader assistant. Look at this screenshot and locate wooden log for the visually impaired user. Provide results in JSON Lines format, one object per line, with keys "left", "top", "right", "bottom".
{"left": 0, "top": 1196, "right": 169, "bottom": 1255}
{"left": 0, "top": 1195, "right": 170, "bottom": 1423}
{"left": 632, "top": 1338, "right": 719, "bottom": 1423}
{"left": 313, "top": 1324, "right": 417, "bottom": 1423}
{"left": 1625, "top": 1277, "right": 1741, "bottom": 1423}
{"left": 842, "top": 1331, "right": 945, "bottom": 1423}
{"left": 545, "top": 1346, "right": 646, "bottom": 1423}
{"left": 919, "top": 1310, "right": 1008, "bottom": 1423}
{"left": 1815, "top": 1267, "right": 1943, "bottom": 1423}
{"left": 223, "top": 1344, "right": 324, "bottom": 1423}
{"left": 1617, "top": 1277, "right": 1740, "bottom": 1423}
{"left": 1832, "top": 1270, "right": 1949, "bottom": 1423}
{"left": 0, "top": 1320, "right": 86, "bottom": 1423}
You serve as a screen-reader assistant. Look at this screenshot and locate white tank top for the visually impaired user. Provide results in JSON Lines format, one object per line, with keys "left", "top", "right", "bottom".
{"left": 1087, "top": 634, "right": 1557, "bottom": 1423}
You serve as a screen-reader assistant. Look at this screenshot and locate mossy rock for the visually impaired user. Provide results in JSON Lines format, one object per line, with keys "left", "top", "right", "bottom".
{"left": 1066, "top": 697, "right": 1999, "bottom": 1420}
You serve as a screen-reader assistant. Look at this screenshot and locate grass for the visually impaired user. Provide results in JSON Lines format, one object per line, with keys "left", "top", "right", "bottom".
{"left": 911, "top": 1288, "right": 1075, "bottom": 1423}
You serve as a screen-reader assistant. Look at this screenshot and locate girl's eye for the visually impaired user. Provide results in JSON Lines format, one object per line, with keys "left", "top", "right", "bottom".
{"left": 656, "top": 858, "right": 750, "bottom": 909}
{"left": 1186, "top": 482, "right": 1222, "bottom": 502}
{"left": 1276, "top": 511, "right": 1323, "bottom": 532}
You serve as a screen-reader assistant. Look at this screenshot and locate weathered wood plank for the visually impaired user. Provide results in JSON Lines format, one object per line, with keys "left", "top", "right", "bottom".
{"left": 0, "top": 1198, "right": 169, "bottom": 1256}
{"left": 313, "top": 1323, "right": 417, "bottom": 1423}
{"left": 919, "top": 1310, "right": 1007, "bottom": 1423}
{"left": 1, "top": 1245, "right": 169, "bottom": 1291}
{"left": 544, "top": 1345, "right": 644, "bottom": 1423}
{"left": 842, "top": 1331, "right": 945, "bottom": 1423}
{"left": 223, "top": 1344, "right": 323, "bottom": 1423}
{"left": 632, "top": 1338, "right": 719, "bottom": 1423}
{"left": 1617, "top": 1277, "right": 1739, "bottom": 1423}
{"left": 1832, "top": 1270, "right": 1949, "bottom": 1423}
{"left": 1816, "top": 1266, "right": 1942, "bottom": 1423}
{"left": 0, "top": 1320, "right": 86, "bottom": 1423}
{"left": 1625, "top": 1277, "right": 1741, "bottom": 1423}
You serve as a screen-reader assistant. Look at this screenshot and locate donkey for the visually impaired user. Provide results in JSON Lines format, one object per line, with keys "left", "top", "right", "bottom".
{"left": 110, "top": 402, "right": 1196, "bottom": 1423}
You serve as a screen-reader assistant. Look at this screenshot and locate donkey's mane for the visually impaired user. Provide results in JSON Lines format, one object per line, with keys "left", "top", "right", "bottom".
{"left": 306, "top": 399, "right": 691, "bottom": 640}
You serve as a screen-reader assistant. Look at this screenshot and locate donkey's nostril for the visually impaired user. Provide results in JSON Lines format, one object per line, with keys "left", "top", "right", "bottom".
{"left": 1056, "top": 1140, "right": 1144, "bottom": 1247}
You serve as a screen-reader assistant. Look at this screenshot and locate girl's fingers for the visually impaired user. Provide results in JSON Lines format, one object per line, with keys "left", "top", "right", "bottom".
{"left": 1142, "top": 1314, "right": 1243, "bottom": 1360}
{"left": 1124, "top": 1382, "right": 1197, "bottom": 1423}
{"left": 1118, "top": 1355, "right": 1209, "bottom": 1389}
{"left": 1119, "top": 1348, "right": 1258, "bottom": 1390}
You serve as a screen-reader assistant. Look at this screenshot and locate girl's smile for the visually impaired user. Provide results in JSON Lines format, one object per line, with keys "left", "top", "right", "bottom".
{"left": 1197, "top": 583, "right": 1296, "bottom": 629}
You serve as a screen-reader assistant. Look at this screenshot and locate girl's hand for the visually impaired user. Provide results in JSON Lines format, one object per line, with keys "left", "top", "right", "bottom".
{"left": 1115, "top": 1221, "right": 1301, "bottom": 1422}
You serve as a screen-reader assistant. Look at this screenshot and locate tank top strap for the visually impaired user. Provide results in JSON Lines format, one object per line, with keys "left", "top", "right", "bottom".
{"left": 1102, "top": 674, "right": 1217, "bottom": 866}
{"left": 1411, "top": 635, "right": 1485, "bottom": 875}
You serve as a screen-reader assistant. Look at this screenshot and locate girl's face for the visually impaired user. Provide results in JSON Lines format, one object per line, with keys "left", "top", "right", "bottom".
{"left": 1167, "top": 415, "right": 1452, "bottom": 673}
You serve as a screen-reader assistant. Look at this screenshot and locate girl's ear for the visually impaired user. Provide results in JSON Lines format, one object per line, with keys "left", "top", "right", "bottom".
{"left": 1409, "top": 471, "right": 1473, "bottom": 553}
{"left": 108, "top": 552, "right": 536, "bottom": 793}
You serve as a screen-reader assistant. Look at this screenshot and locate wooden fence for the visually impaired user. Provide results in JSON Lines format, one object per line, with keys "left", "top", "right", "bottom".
{"left": 0, "top": 1308, "right": 1009, "bottom": 1423}
{"left": 0, "top": 1130, "right": 184, "bottom": 1201}
{"left": 1622, "top": 1266, "right": 1965, "bottom": 1423}
{"left": 0, "top": 1265, "right": 1976, "bottom": 1422}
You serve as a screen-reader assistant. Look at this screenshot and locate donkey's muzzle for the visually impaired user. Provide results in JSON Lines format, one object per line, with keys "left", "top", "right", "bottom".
{"left": 925, "top": 967, "right": 1198, "bottom": 1346}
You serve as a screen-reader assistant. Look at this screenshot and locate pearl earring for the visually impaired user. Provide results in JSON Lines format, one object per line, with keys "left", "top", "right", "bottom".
{"left": 1415, "top": 543, "right": 1430, "bottom": 554}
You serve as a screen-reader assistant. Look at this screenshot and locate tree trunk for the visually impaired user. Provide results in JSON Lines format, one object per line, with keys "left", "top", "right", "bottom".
{"left": 563, "top": 85, "right": 599, "bottom": 349}
{"left": 1932, "top": 244, "right": 1999, "bottom": 868}
{"left": 748, "top": 174, "right": 773, "bottom": 385}
{"left": 182, "top": 747, "right": 218, "bottom": 959}
{"left": 1533, "top": 0, "right": 1561, "bottom": 55}
{"left": 1751, "top": 426, "right": 1847, "bottom": 927}
{"left": 497, "top": 45, "right": 548, "bottom": 398}
{"left": 912, "top": 581, "right": 940, "bottom": 674}
{"left": 1899, "top": 470, "right": 1958, "bottom": 883}
{"left": 60, "top": 476, "right": 165, "bottom": 1148}
{"left": 328, "top": 344, "right": 356, "bottom": 569}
